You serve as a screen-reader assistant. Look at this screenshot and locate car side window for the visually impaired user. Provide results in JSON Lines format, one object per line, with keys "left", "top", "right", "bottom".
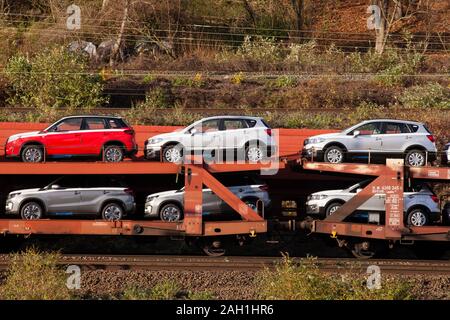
{"left": 351, "top": 123, "right": 381, "bottom": 135}
{"left": 223, "top": 119, "right": 247, "bottom": 130}
{"left": 108, "top": 119, "right": 124, "bottom": 129}
{"left": 84, "top": 118, "right": 106, "bottom": 130}
{"left": 382, "top": 122, "right": 410, "bottom": 134}
{"left": 52, "top": 118, "right": 82, "bottom": 132}
{"left": 192, "top": 120, "right": 220, "bottom": 133}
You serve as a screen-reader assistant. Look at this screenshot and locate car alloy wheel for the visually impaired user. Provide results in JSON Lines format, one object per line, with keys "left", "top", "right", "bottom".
{"left": 160, "top": 204, "right": 182, "bottom": 222}
{"left": 246, "top": 146, "right": 264, "bottom": 162}
{"left": 21, "top": 202, "right": 43, "bottom": 220}
{"left": 244, "top": 199, "right": 259, "bottom": 213}
{"left": 22, "top": 146, "right": 44, "bottom": 163}
{"left": 102, "top": 203, "right": 123, "bottom": 221}
{"left": 104, "top": 146, "right": 124, "bottom": 162}
{"left": 326, "top": 203, "right": 342, "bottom": 216}
{"left": 163, "top": 145, "right": 183, "bottom": 163}
{"left": 325, "top": 147, "right": 344, "bottom": 164}
{"left": 406, "top": 150, "right": 425, "bottom": 167}
{"left": 407, "top": 209, "right": 428, "bottom": 227}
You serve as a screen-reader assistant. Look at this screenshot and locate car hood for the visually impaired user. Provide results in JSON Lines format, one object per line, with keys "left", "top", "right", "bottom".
{"left": 147, "top": 131, "right": 184, "bottom": 141}
{"left": 308, "top": 132, "right": 343, "bottom": 140}
{"left": 310, "top": 189, "right": 344, "bottom": 196}
{"left": 147, "top": 189, "right": 181, "bottom": 198}
{"left": 8, "top": 131, "right": 43, "bottom": 141}
{"left": 9, "top": 188, "right": 41, "bottom": 195}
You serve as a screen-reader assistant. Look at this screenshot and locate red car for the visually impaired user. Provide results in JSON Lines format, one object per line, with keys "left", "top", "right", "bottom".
{"left": 5, "top": 116, "right": 137, "bottom": 162}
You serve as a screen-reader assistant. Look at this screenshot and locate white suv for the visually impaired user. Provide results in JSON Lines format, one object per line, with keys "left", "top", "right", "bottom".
{"left": 306, "top": 180, "right": 440, "bottom": 227}
{"left": 145, "top": 116, "right": 276, "bottom": 163}
{"left": 302, "top": 119, "right": 437, "bottom": 167}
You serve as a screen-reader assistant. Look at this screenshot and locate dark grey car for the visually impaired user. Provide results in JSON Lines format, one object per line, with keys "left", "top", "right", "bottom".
{"left": 5, "top": 176, "right": 135, "bottom": 221}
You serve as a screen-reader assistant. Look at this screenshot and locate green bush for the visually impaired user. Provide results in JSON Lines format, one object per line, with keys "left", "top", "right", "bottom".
{"left": 5, "top": 46, "right": 107, "bottom": 112}
{"left": 0, "top": 248, "right": 71, "bottom": 300}
{"left": 256, "top": 256, "right": 414, "bottom": 300}
{"left": 236, "top": 36, "right": 283, "bottom": 62}
{"left": 399, "top": 83, "right": 450, "bottom": 109}
{"left": 270, "top": 75, "right": 298, "bottom": 88}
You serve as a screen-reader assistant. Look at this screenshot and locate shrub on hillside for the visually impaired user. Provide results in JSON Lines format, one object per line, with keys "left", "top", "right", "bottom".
{"left": 399, "top": 83, "right": 450, "bottom": 109}
{"left": 5, "top": 46, "right": 107, "bottom": 112}
{"left": 236, "top": 36, "right": 283, "bottom": 62}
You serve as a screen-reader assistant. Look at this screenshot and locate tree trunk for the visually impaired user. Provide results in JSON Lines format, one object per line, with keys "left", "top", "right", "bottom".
{"left": 241, "top": 0, "right": 257, "bottom": 28}
{"left": 110, "top": 0, "right": 130, "bottom": 67}
{"left": 290, "top": 0, "right": 304, "bottom": 40}
{"left": 375, "top": 0, "right": 389, "bottom": 54}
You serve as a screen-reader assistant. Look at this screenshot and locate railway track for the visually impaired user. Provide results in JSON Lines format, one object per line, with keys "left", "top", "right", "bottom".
{"left": 0, "top": 255, "right": 449, "bottom": 275}
{"left": 3, "top": 107, "right": 450, "bottom": 116}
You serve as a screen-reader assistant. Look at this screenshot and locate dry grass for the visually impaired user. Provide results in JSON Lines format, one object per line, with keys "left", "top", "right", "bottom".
{"left": 0, "top": 248, "right": 71, "bottom": 300}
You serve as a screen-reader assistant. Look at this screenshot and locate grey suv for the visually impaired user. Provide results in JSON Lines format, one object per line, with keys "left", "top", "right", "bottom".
{"left": 5, "top": 176, "right": 135, "bottom": 221}
{"left": 302, "top": 119, "right": 437, "bottom": 166}
{"left": 144, "top": 183, "right": 271, "bottom": 222}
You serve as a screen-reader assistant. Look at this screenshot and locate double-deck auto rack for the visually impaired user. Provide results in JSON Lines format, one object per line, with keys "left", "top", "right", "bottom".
{"left": 301, "top": 159, "right": 450, "bottom": 258}
{"left": 0, "top": 158, "right": 286, "bottom": 255}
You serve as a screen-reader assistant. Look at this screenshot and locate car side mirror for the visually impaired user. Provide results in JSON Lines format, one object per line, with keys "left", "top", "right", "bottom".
{"left": 51, "top": 184, "right": 61, "bottom": 190}
{"left": 191, "top": 128, "right": 199, "bottom": 135}
{"left": 353, "top": 130, "right": 360, "bottom": 137}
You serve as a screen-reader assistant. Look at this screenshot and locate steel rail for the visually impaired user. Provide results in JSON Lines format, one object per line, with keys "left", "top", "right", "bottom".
{"left": 2, "top": 107, "right": 450, "bottom": 115}
{"left": 0, "top": 255, "right": 448, "bottom": 274}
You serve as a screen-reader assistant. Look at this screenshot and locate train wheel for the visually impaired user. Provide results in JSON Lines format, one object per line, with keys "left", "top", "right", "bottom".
{"left": 350, "top": 241, "right": 376, "bottom": 259}
{"left": 349, "top": 240, "right": 389, "bottom": 259}
{"left": 201, "top": 240, "right": 226, "bottom": 257}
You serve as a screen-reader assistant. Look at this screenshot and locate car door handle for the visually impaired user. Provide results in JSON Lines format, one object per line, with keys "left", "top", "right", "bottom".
{"left": 375, "top": 137, "right": 382, "bottom": 141}
{"left": 74, "top": 191, "right": 81, "bottom": 195}
{"left": 103, "top": 191, "right": 110, "bottom": 194}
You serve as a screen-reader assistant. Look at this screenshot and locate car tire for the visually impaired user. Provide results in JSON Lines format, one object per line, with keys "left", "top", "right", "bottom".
{"left": 162, "top": 144, "right": 184, "bottom": 163}
{"left": 406, "top": 208, "right": 429, "bottom": 227}
{"left": 20, "top": 201, "right": 44, "bottom": 220}
{"left": 324, "top": 146, "right": 345, "bottom": 164}
{"left": 245, "top": 143, "right": 266, "bottom": 162}
{"left": 21, "top": 145, "right": 44, "bottom": 163}
{"left": 101, "top": 202, "right": 124, "bottom": 221}
{"left": 159, "top": 203, "right": 183, "bottom": 222}
{"left": 405, "top": 149, "right": 426, "bottom": 167}
{"left": 325, "top": 202, "right": 342, "bottom": 216}
{"left": 103, "top": 145, "right": 124, "bottom": 162}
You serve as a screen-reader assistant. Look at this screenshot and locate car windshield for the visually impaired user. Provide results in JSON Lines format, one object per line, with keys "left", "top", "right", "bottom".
{"left": 346, "top": 179, "right": 372, "bottom": 192}
{"left": 42, "top": 177, "right": 64, "bottom": 190}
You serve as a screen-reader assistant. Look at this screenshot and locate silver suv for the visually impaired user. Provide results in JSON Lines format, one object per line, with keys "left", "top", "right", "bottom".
{"left": 5, "top": 176, "right": 135, "bottom": 221}
{"left": 144, "top": 184, "right": 271, "bottom": 222}
{"left": 306, "top": 180, "right": 440, "bottom": 226}
{"left": 302, "top": 119, "right": 437, "bottom": 166}
{"left": 144, "top": 116, "right": 276, "bottom": 163}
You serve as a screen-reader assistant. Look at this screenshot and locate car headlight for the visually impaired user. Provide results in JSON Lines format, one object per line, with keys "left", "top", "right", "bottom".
{"left": 146, "top": 195, "right": 158, "bottom": 202}
{"left": 308, "top": 194, "right": 328, "bottom": 201}
{"left": 148, "top": 138, "right": 163, "bottom": 145}
{"left": 307, "top": 137, "right": 325, "bottom": 145}
{"left": 7, "top": 193, "right": 21, "bottom": 199}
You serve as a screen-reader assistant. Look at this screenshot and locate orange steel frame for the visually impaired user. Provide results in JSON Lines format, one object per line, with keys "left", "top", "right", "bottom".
{"left": 0, "top": 160, "right": 281, "bottom": 237}
{"left": 302, "top": 159, "right": 450, "bottom": 242}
